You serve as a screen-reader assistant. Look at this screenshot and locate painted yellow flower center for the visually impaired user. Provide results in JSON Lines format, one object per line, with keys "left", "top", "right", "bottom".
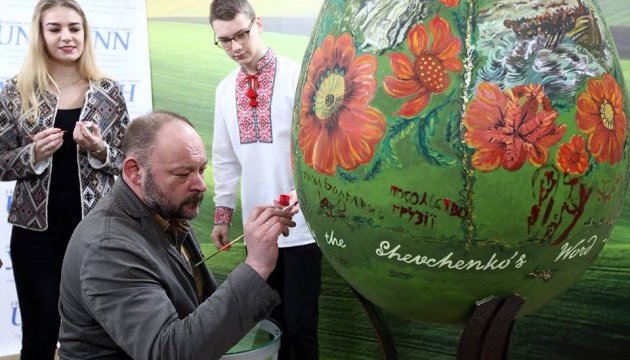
{"left": 600, "top": 100, "right": 615, "bottom": 130}
{"left": 415, "top": 54, "right": 448, "bottom": 93}
{"left": 314, "top": 72, "right": 345, "bottom": 120}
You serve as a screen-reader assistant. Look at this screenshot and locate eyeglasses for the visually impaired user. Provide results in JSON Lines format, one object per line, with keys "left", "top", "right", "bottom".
{"left": 214, "top": 19, "right": 255, "bottom": 49}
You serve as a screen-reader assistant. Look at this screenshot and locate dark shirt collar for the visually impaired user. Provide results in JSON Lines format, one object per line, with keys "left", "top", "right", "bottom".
{"left": 153, "top": 212, "right": 191, "bottom": 247}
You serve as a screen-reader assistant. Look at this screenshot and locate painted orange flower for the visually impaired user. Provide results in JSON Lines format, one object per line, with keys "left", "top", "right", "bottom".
{"left": 384, "top": 15, "right": 463, "bottom": 118}
{"left": 439, "top": 0, "right": 460, "bottom": 6}
{"left": 463, "top": 82, "right": 567, "bottom": 172}
{"left": 299, "top": 33, "right": 386, "bottom": 176}
{"left": 556, "top": 135, "right": 589, "bottom": 175}
{"left": 576, "top": 73, "right": 627, "bottom": 165}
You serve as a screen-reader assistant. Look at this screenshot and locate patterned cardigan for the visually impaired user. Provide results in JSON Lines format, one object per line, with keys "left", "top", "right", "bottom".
{"left": 0, "top": 77, "right": 129, "bottom": 231}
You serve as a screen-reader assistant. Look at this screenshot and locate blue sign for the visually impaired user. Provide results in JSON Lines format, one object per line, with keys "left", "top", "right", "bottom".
{"left": 0, "top": 24, "right": 131, "bottom": 52}
{"left": 0, "top": 24, "right": 28, "bottom": 47}
{"left": 94, "top": 30, "right": 131, "bottom": 51}
{"left": 6, "top": 189, "right": 12, "bottom": 213}
{"left": 11, "top": 302, "right": 21, "bottom": 327}
{"left": 119, "top": 83, "right": 137, "bottom": 103}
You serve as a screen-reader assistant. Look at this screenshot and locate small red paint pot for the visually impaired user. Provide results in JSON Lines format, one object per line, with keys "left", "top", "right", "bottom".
{"left": 278, "top": 194, "right": 291, "bottom": 207}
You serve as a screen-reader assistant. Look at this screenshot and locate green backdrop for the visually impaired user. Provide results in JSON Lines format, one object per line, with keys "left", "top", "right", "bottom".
{"left": 147, "top": 0, "right": 630, "bottom": 358}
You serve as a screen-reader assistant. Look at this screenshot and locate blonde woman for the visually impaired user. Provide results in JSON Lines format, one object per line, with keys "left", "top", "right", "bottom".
{"left": 0, "top": 1, "right": 129, "bottom": 358}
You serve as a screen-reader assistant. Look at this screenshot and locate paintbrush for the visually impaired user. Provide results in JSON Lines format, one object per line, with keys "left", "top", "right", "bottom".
{"left": 26, "top": 130, "right": 67, "bottom": 140}
{"left": 195, "top": 201, "right": 298, "bottom": 266}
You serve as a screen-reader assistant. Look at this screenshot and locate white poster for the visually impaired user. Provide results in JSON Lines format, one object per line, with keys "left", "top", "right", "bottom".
{"left": 0, "top": 0, "right": 152, "bottom": 355}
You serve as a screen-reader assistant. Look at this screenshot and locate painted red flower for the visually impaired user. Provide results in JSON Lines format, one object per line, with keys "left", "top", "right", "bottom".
{"left": 299, "top": 33, "right": 386, "bottom": 176}
{"left": 463, "top": 82, "right": 567, "bottom": 171}
{"left": 439, "top": 0, "right": 460, "bottom": 7}
{"left": 576, "top": 73, "right": 627, "bottom": 165}
{"left": 384, "top": 15, "right": 463, "bottom": 118}
{"left": 556, "top": 135, "right": 589, "bottom": 175}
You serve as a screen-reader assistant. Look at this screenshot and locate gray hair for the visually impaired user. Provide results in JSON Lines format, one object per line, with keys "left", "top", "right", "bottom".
{"left": 122, "top": 110, "right": 194, "bottom": 165}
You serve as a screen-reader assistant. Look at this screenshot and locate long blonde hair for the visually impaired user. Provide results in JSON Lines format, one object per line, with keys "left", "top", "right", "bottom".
{"left": 16, "top": 0, "right": 103, "bottom": 122}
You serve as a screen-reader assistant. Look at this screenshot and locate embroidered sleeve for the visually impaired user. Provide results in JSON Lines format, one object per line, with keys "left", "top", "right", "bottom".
{"left": 214, "top": 206, "right": 234, "bottom": 225}
{"left": 30, "top": 145, "right": 51, "bottom": 174}
{"left": 85, "top": 80, "right": 129, "bottom": 174}
{"left": 0, "top": 84, "right": 40, "bottom": 181}
{"left": 87, "top": 143, "right": 109, "bottom": 168}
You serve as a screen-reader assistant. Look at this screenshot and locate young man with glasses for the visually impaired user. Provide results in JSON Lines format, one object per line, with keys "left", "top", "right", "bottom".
{"left": 209, "top": 1, "right": 321, "bottom": 359}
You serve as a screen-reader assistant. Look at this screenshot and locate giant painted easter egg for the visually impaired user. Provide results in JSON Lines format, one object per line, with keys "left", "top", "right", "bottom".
{"left": 292, "top": 0, "right": 630, "bottom": 324}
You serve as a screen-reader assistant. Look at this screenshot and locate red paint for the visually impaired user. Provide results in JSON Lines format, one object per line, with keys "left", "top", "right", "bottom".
{"left": 278, "top": 194, "right": 291, "bottom": 206}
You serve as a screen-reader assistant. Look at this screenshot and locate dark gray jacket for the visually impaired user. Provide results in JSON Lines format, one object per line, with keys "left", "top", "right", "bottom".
{"left": 58, "top": 178, "right": 280, "bottom": 359}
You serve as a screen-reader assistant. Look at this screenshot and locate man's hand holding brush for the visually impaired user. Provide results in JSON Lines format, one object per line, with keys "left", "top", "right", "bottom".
{"left": 204, "top": 194, "right": 300, "bottom": 279}
{"left": 243, "top": 203, "right": 297, "bottom": 279}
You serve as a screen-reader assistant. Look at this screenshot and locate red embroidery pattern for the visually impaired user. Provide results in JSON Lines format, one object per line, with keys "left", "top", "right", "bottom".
{"left": 214, "top": 206, "right": 234, "bottom": 225}
{"left": 236, "top": 50, "right": 277, "bottom": 144}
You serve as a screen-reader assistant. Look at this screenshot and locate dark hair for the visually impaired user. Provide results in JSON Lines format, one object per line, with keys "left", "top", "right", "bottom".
{"left": 122, "top": 110, "right": 194, "bottom": 165}
{"left": 209, "top": 0, "right": 256, "bottom": 24}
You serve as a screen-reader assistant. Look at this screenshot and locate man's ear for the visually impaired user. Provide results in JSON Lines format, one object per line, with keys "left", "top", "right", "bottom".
{"left": 122, "top": 157, "right": 142, "bottom": 186}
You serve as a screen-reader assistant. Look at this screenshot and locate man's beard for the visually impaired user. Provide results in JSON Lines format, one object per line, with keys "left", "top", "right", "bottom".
{"left": 143, "top": 168, "right": 204, "bottom": 220}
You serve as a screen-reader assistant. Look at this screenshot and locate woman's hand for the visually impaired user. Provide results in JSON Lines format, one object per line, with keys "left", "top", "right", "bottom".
{"left": 32, "top": 128, "right": 64, "bottom": 164}
{"left": 73, "top": 121, "right": 106, "bottom": 159}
